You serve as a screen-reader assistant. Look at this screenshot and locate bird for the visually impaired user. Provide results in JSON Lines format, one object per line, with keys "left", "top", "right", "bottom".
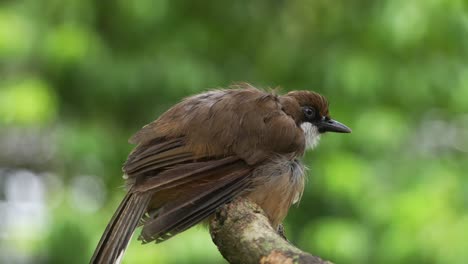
{"left": 90, "top": 83, "right": 351, "bottom": 264}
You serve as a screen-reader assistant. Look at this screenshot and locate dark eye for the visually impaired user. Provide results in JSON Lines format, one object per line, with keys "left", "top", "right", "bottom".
{"left": 303, "top": 107, "right": 316, "bottom": 120}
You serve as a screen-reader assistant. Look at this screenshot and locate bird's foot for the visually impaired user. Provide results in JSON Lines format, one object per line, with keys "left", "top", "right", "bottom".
{"left": 277, "top": 224, "right": 289, "bottom": 242}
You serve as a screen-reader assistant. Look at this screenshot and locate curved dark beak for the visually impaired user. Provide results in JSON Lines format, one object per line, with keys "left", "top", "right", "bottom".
{"left": 317, "top": 119, "right": 352, "bottom": 133}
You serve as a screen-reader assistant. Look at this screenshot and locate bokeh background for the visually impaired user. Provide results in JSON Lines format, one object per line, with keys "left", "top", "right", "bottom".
{"left": 1, "top": 0, "right": 468, "bottom": 263}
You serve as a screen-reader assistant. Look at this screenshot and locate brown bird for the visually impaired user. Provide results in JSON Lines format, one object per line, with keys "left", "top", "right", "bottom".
{"left": 90, "top": 83, "right": 351, "bottom": 263}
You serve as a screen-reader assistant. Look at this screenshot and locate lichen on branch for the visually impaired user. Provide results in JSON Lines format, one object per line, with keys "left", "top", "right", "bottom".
{"left": 210, "top": 198, "right": 333, "bottom": 264}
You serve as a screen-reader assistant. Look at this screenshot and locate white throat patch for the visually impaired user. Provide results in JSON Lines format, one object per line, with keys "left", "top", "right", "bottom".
{"left": 300, "top": 123, "right": 321, "bottom": 150}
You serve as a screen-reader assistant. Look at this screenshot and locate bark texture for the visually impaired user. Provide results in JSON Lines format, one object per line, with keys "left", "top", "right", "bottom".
{"left": 210, "top": 198, "right": 333, "bottom": 264}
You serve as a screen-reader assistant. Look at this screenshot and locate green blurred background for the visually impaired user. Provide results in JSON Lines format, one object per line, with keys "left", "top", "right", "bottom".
{"left": 1, "top": 0, "right": 468, "bottom": 263}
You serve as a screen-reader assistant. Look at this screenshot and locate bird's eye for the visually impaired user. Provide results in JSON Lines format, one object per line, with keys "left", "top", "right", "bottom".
{"left": 303, "top": 107, "right": 316, "bottom": 120}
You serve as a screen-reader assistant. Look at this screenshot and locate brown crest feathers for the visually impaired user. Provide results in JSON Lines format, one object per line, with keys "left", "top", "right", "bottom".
{"left": 285, "top": 91, "right": 330, "bottom": 117}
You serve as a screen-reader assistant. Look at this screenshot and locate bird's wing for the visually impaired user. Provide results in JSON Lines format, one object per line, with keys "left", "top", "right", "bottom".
{"left": 123, "top": 86, "right": 305, "bottom": 243}
{"left": 129, "top": 86, "right": 305, "bottom": 165}
{"left": 123, "top": 137, "right": 255, "bottom": 243}
{"left": 137, "top": 156, "right": 253, "bottom": 243}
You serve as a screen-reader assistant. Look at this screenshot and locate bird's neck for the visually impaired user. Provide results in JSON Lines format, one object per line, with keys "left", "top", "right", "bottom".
{"left": 279, "top": 95, "right": 302, "bottom": 124}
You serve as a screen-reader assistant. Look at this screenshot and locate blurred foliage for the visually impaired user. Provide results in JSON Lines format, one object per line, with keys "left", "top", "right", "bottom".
{"left": 0, "top": 0, "right": 467, "bottom": 263}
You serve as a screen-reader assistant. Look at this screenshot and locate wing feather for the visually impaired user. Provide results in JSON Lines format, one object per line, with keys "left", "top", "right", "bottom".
{"left": 134, "top": 156, "right": 240, "bottom": 192}
{"left": 139, "top": 161, "right": 253, "bottom": 243}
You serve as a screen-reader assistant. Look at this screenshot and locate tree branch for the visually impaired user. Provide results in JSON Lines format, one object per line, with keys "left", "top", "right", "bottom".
{"left": 209, "top": 198, "right": 333, "bottom": 264}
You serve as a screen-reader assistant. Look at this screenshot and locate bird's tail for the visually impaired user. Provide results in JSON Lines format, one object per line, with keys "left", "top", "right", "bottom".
{"left": 90, "top": 191, "right": 151, "bottom": 264}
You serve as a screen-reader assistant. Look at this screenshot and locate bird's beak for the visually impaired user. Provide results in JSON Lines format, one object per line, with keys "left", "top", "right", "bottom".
{"left": 317, "top": 119, "right": 352, "bottom": 133}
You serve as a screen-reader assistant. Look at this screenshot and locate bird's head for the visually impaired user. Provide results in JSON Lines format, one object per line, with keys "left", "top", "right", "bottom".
{"left": 285, "top": 91, "right": 351, "bottom": 150}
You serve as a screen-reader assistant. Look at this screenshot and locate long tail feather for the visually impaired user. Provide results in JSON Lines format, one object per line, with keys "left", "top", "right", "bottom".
{"left": 90, "top": 192, "right": 151, "bottom": 264}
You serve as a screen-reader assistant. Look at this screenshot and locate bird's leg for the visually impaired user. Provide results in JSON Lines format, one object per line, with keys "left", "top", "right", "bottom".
{"left": 277, "top": 223, "right": 289, "bottom": 241}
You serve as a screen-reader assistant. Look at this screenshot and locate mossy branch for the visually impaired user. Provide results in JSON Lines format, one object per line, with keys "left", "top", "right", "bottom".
{"left": 209, "top": 198, "right": 333, "bottom": 264}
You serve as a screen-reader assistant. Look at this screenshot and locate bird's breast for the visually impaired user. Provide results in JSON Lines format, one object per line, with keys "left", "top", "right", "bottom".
{"left": 246, "top": 157, "right": 306, "bottom": 228}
